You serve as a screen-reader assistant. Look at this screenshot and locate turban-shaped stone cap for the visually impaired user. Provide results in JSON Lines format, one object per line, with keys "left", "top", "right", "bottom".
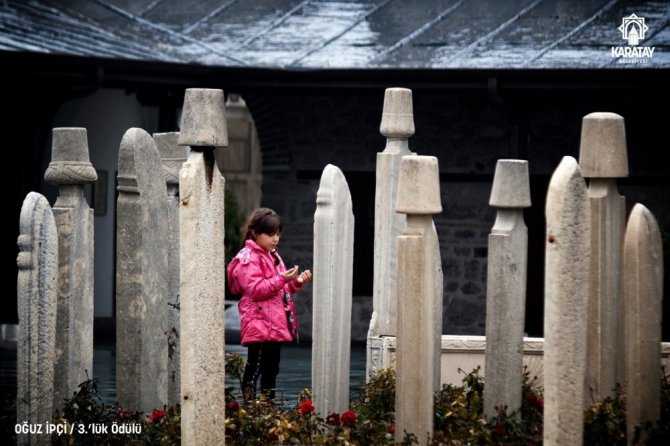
{"left": 51, "top": 127, "right": 91, "bottom": 162}
{"left": 380, "top": 88, "right": 414, "bottom": 139}
{"left": 178, "top": 88, "right": 228, "bottom": 147}
{"left": 489, "top": 159, "right": 531, "bottom": 208}
{"left": 396, "top": 155, "right": 442, "bottom": 214}
{"left": 44, "top": 127, "right": 97, "bottom": 185}
{"left": 578, "top": 112, "right": 628, "bottom": 178}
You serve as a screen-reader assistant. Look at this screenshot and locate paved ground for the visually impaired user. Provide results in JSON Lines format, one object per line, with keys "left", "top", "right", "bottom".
{"left": 91, "top": 342, "right": 366, "bottom": 407}
{"left": 0, "top": 341, "right": 367, "bottom": 438}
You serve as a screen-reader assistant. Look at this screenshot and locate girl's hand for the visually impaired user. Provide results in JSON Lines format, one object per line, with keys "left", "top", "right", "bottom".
{"left": 283, "top": 265, "right": 299, "bottom": 281}
{"left": 297, "top": 270, "right": 312, "bottom": 284}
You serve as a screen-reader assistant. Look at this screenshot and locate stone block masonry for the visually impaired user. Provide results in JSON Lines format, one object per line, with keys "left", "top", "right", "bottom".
{"left": 579, "top": 112, "right": 628, "bottom": 404}
{"left": 312, "top": 164, "right": 354, "bottom": 416}
{"left": 178, "top": 88, "right": 228, "bottom": 445}
{"left": 154, "top": 131, "right": 186, "bottom": 407}
{"left": 16, "top": 192, "right": 58, "bottom": 446}
{"left": 624, "top": 204, "right": 663, "bottom": 445}
{"left": 394, "top": 155, "right": 443, "bottom": 445}
{"left": 367, "top": 87, "right": 415, "bottom": 379}
{"left": 115, "top": 128, "right": 169, "bottom": 413}
{"left": 543, "top": 156, "right": 591, "bottom": 446}
{"left": 483, "top": 159, "right": 531, "bottom": 418}
{"left": 369, "top": 87, "right": 414, "bottom": 339}
{"left": 44, "top": 127, "right": 97, "bottom": 409}
{"left": 252, "top": 88, "right": 670, "bottom": 346}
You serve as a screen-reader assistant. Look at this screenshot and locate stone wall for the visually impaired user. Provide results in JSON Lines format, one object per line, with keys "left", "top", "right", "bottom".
{"left": 5, "top": 76, "right": 668, "bottom": 344}
{"left": 243, "top": 87, "right": 670, "bottom": 341}
{"left": 370, "top": 335, "right": 670, "bottom": 389}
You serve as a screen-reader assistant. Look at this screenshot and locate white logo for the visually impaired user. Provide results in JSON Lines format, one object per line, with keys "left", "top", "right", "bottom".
{"left": 611, "top": 13, "right": 655, "bottom": 64}
{"left": 618, "top": 13, "right": 649, "bottom": 46}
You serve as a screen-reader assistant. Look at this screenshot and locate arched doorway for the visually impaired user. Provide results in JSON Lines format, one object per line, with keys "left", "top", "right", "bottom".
{"left": 215, "top": 94, "right": 263, "bottom": 219}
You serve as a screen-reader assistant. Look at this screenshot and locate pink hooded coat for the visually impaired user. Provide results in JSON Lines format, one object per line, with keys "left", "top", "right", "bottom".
{"left": 227, "top": 239, "right": 301, "bottom": 345}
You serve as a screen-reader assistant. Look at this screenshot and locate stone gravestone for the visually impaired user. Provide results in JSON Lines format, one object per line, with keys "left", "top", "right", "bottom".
{"left": 116, "top": 128, "right": 169, "bottom": 413}
{"left": 543, "top": 156, "right": 591, "bottom": 446}
{"left": 178, "top": 88, "right": 228, "bottom": 445}
{"left": 579, "top": 112, "right": 628, "bottom": 403}
{"left": 312, "top": 164, "right": 354, "bottom": 416}
{"left": 154, "top": 131, "right": 186, "bottom": 407}
{"left": 394, "top": 155, "right": 443, "bottom": 445}
{"left": 16, "top": 192, "right": 58, "bottom": 446}
{"left": 483, "top": 159, "right": 531, "bottom": 418}
{"left": 368, "top": 87, "right": 415, "bottom": 377}
{"left": 623, "top": 204, "right": 663, "bottom": 444}
{"left": 44, "top": 127, "right": 97, "bottom": 409}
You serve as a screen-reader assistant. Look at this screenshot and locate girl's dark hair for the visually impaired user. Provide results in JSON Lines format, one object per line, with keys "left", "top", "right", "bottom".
{"left": 242, "top": 208, "right": 282, "bottom": 240}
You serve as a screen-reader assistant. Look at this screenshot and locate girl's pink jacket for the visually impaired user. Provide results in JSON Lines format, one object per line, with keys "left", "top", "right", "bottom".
{"left": 227, "top": 239, "right": 302, "bottom": 346}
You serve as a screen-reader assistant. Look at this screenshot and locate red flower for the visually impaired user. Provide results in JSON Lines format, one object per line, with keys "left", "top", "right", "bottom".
{"left": 148, "top": 408, "right": 165, "bottom": 423}
{"left": 387, "top": 425, "right": 395, "bottom": 434}
{"left": 341, "top": 410, "right": 357, "bottom": 426}
{"left": 326, "top": 412, "right": 341, "bottom": 426}
{"left": 299, "top": 400, "right": 314, "bottom": 415}
{"left": 494, "top": 424, "right": 505, "bottom": 436}
{"left": 226, "top": 401, "right": 240, "bottom": 413}
{"left": 526, "top": 393, "right": 544, "bottom": 410}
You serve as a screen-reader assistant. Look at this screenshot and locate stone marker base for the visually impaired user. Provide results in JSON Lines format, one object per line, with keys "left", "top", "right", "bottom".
{"left": 368, "top": 335, "right": 670, "bottom": 388}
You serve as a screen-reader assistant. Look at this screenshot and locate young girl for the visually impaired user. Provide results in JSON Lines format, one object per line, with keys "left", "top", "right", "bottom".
{"left": 227, "top": 208, "right": 312, "bottom": 400}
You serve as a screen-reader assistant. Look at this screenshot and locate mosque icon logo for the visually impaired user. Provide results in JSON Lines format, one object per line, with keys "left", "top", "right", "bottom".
{"left": 618, "top": 13, "right": 649, "bottom": 46}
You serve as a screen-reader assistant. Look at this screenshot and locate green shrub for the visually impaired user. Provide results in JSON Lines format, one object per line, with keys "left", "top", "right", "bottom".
{"left": 432, "top": 366, "right": 543, "bottom": 445}
{"left": 51, "top": 354, "right": 670, "bottom": 445}
{"left": 51, "top": 377, "right": 180, "bottom": 445}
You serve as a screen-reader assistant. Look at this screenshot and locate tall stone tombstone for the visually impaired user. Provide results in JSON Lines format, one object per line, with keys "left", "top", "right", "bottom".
{"left": 483, "top": 160, "right": 530, "bottom": 418}
{"left": 623, "top": 204, "right": 663, "bottom": 444}
{"left": 578, "top": 112, "right": 628, "bottom": 402}
{"left": 178, "top": 88, "right": 228, "bottom": 445}
{"left": 312, "top": 164, "right": 354, "bottom": 416}
{"left": 16, "top": 192, "right": 58, "bottom": 446}
{"left": 154, "top": 132, "right": 186, "bottom": 407}
{"left": 43, "top": 127, "right": 97, "bottom": 409}
{"left": 116, "top": 128, "right": 169, "bottom": 413}
{"left": 543, "top": 156, "right": 591, "bottom": 446}
{"left": 368, "top": 87, "right": 414, "bottom": 377}
{"left": 394, "top": 155, "right": 443, "bottom": 445}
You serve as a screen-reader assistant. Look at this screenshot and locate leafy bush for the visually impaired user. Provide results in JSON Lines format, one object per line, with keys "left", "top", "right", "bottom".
{"left": 225, "top": 379, "right": 403, "bottom": 445}
{"left": 50, "top": 354, "right": 670, "bottom": 445}
{"left": 432, "top": 366, "right": 543, "bottom": 445}
{"left": 584, "top": 384, "right": 627, "bottom": 445}
{"left": 51, "top": 377, "right": 180, "bottom": 445}
{"left": 584, "top": 367, "right": 670, "bottom": 446}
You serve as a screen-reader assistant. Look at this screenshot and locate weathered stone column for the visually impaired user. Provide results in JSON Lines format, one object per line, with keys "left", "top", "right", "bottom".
{"left": 16, "top": 192, "right": 58, "bottom": 446}
{"left": 543, "top": 156, "right": 591, "bottom": 446}
{"left": 623, "top": 204, "right": 663, "bottom": 445}
{"left": 394, "top": 155, "right": 443, "bottom": 445}
{"left": 312, "top": 164, "right": 354, "bottom": 416}
{"left": 483, "top": 160, "right": 530, "bottom": 418}
{"left": 154, "top": 132, "right": 186, "bottom": 407}
{"left": 44, "top": 128, "right": 97, "bottom": 409}
{"left": 178, "top": 88, "right": 227, "bottom": 445}
{"left": 579, "top": 112, "right": 628, "bottom": 402}
{"left": 368, "top": 87, "right": 414, "bottom": 377}
{"left": 116, "top": 128, "right": 169, "bottom": 413}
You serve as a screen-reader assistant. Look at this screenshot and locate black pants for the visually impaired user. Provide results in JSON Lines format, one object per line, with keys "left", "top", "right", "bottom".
{"left": 242, "top": 342, "right": 281, "bottom": 400}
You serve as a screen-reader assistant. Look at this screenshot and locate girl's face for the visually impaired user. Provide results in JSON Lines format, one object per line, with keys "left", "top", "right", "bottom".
{"left": 254, "top": 231, "right": 280, "bottom": 252}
